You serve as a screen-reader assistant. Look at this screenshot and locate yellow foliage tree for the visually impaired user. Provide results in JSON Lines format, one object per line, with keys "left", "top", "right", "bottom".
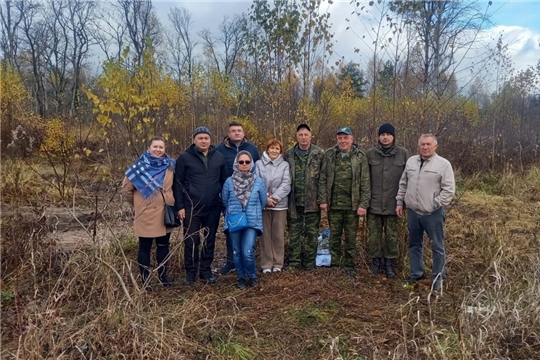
{"left": 84, "top": 47, "right": 187, "bottom": 156}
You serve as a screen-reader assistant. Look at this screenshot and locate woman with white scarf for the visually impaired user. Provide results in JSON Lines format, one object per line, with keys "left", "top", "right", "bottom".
{"left": 222, "top": 151, "right": 267, "bottom": 289}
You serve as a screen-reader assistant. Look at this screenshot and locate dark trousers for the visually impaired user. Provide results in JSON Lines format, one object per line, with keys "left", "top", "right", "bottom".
{"left": 138, "top": 233, "right": 171, "bottom": 282}
{"left": 225, "top": 232, "right": 234, "bottom": 266}
{"left": 183, "top": 205, "right": 221, "bottom": 276}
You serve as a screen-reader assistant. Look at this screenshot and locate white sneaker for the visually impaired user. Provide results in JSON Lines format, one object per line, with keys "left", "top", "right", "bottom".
{"left": 272, "top": 268, "right": 281, "bottom": 272}
{"left": 262, "top": 269, "right": 272, "bottom": 274}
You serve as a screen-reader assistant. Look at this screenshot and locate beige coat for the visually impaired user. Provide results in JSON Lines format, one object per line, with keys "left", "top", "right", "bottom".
{"left": 122, "top": 170, "right": 175, "bottom": 238}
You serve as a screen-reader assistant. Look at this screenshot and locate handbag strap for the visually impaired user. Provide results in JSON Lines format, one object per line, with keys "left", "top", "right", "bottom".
{"left": 159, "top": 188, "right": 166, "bottom": 204}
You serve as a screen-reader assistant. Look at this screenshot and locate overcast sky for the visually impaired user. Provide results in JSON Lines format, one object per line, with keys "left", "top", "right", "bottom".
{"left": 152, "top": 0, "right": 540, "bottom": 91}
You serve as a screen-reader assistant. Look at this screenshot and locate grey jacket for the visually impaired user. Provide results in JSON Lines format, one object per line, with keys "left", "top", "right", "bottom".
{"left": 255, "top": 152, "right": 291, "bottom": 210}
{"left": 396, "top": 153, "right": 455, "bottom": 214}
{"left": 367, "top": 143, "right": 409, "bottom": 215}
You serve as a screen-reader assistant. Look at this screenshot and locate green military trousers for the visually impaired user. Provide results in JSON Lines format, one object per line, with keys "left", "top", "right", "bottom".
{"left": 367, "top": 213, "right": 399, "bottom": 259}
{"left": 328, "top": 209, "right": 359, "bottom": 268}
{"left": 288, "top": 207, "right": 321, "bottom": 268}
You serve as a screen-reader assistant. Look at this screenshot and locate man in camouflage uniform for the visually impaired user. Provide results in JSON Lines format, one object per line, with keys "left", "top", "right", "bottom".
{"left": 283, "top": 124, "right": 325, "bottom": 271}
{"left": 366, "top": 123, "right": 409, "bottom": 278}
{"left": 319, "top": 127, "right": 371, "bottom": 277}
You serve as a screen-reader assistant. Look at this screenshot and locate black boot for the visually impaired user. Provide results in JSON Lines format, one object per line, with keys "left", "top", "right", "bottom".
{"left": 384, "top": 258, "right": 396, "bottom": 279}
{"left": 141, "top": 269, "right": 152, "bottom": 291}
{"left": 369, "top": 258, "right": 381, "bottom": 275}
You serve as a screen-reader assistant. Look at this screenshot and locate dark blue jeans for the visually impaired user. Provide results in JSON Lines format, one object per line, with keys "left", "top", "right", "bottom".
{"left": 407, "top": 208, "right": 446, "bottom": 287}
{"left": 229, "top": 228, "right": 258, "bottom": 280}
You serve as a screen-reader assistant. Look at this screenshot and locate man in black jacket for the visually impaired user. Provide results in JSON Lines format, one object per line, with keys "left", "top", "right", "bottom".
{"left": 174, "top": 126, "right": 228, "bottom": 285}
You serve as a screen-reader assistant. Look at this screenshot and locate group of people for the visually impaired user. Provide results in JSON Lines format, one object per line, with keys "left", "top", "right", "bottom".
{"left": 123, "top": 121, "right": 455, "bottom": 291}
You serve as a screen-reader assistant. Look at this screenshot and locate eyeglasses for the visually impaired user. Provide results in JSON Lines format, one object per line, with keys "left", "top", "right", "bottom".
{"left": 238, "top": 160, "right": 251, "bottom": 165}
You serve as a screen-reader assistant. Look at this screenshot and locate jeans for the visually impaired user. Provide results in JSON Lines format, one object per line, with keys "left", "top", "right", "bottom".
{"left": 229, "top": 228, "right": 258, "bottom": 280}
{"left": 138, "top": 233, "right": 171, "bottom": 282}
{"left": 225, "top": 232, "right": 234, "bottom": 266}
{"left": 407, "top": 207, "right": 446, "bottom": 286}
{"left": 183, "top": 206, "right": 221, "bottom": 276}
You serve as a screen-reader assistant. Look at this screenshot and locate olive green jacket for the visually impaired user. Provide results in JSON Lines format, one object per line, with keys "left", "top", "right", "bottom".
{"left": 283, "top": 143, "right": 325, "bottom": 218}
{"left": 318, "top": 145, "right": 371, "bottom": 211}
{"left": 366, "top": 143, "right": 409, "bottom": 215}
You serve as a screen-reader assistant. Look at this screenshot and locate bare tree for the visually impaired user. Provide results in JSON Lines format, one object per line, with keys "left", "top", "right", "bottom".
{"left": 0, "top": 0, "right": 24, "bottom": 69}
{"left": 167, "top": 7, "right": 197, "bottom": 81}
{"left": 65, "top": 0, "right": 96, "bottom": 113}
{"left": 200, "top": 14, "right": 245, "bottom": 77}
{"left": 117, "top": 0, "right": 161, "bottom": 66}
{"left": 17, "top": 0, "right": 48, "bottom": 116}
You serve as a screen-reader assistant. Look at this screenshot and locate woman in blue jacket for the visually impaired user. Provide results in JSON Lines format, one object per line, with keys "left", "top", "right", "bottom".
{"left": 222, "top": 151, "right": 267, "bottom": 289}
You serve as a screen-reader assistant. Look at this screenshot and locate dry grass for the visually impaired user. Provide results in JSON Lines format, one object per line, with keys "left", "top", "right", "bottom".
{"left": 1, "top": 165, "right": 540, "bottom": 359}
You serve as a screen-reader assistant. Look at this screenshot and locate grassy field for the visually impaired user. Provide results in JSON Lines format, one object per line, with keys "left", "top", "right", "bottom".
{"left": 1, "top": 166, "right": 539, "bottom": 359}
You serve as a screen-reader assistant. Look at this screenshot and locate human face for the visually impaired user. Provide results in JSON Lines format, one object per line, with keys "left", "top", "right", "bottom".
{"left": 418, "top": 136, "right": 438, "bottom": 159}
{"left": 228, "top": 126, "right": 245, "bottom": 143}
{"left": 379, "top": 133, "right": 394, "bottom": 146}
{"left": 148, "top": 140, "right": 165, "bottom": 157}
{"left": 193, "top": 134, "right": 211, "bottom": 153}
{"left": 237, "top": 154, "right": 252, "bottom": 173}
{"left": 267, "top": 144, "right": 281, "bottom": 160}
{"left": 337, "top": 134, "right": 353, "bottom": 152}
{"left": 296, "top": 128, "right": 312, "bottom": 149}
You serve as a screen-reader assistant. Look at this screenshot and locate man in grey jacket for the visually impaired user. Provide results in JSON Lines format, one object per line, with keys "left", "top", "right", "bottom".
{"left": 366, "top": 123, "right": 409, "bottom": 278}
{"left": 396, "top": 134, "right": 455, "bottom": 291}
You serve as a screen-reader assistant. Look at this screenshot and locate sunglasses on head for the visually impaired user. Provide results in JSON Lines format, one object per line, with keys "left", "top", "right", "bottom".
{"left": 238, "top": 160, "right": 251, "bottom": 165}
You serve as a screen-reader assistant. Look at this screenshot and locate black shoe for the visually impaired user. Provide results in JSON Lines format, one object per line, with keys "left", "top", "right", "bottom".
{"left": 306, "top": 265, "right": 316, "bottom": 272}
{"left": 237, "top": 278, "right": 246, "bottom": 289}
{"left": 344, "top": 267, "right": 356, "bottom": 277}
{"left": 369, "top": 258, "right": 382, "bottom": 275}
{"left": 219, "top": 262, "right": 235, "bottom": 275}
{"left": 183, "top": 272, "right": 197, "bottom": 285}
{"left": 403, "top": 274, "right": 424, "bottom": 283}
{"left": 200, "top": 272, "right": 217, "bottom": 284}
{"left": 384, "top": 258, "right": 396, "bottom": 279}
{"left": 247, "top": 278, "right": 259, "bottom": 288}
{"left": 144, "top": 285, "right": 153, "bottom": 292}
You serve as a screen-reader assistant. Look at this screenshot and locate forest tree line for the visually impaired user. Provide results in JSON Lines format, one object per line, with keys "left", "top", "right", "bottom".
{"left": 1, "top": 0, "right": 539, "bottom": 174}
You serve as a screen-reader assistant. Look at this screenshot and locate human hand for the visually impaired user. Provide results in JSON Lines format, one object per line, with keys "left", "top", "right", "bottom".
{"left": 267, "top": 197, "right": 277, "bottom": 207}
{"left": 357, "top": 207, "right": 366, "bottom": 216}
{"left": 396, "top": 205, "right": 404, "bottom": 218}
{"left": 178, "top": 209, "right": 186, "bottom": 221}
{"left": 320, "top": 203, "right": 328, "bottom": 212}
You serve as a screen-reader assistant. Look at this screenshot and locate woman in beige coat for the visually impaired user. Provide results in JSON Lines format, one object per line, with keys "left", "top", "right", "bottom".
{"left": 123, "top": 136, "right": 176, "bottom": 290}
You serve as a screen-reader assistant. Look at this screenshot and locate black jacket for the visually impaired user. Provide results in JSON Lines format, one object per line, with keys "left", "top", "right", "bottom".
{"left": 174, "top": 145, "right": 228, "bottom": 211}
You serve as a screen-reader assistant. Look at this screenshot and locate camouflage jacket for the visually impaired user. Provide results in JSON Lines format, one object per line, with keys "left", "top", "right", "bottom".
{"left": 283, "top": 143, "right": 325, "bottom": 218}
{"left": 318, "top": 145, "right": 371, "bottom": 211}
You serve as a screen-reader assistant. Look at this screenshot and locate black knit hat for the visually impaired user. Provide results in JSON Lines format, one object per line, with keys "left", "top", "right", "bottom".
{"left": 378, "top": 123, "right": 395, "bottom": 137}
{"left": 296, "top": 123, "right": 311, "bottom": 132}
{"left": 193, "top": 126, "right": 211, "bottom": 138}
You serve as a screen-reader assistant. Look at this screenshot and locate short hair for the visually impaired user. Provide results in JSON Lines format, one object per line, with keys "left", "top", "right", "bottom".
{"left": 228, "top": 121, "right": 243, "bottom": 128}
{"left": 418, "top": 133, "right": 438, "bottom": 145}
{"left": 265, "top": 138, "right": 283, "bottom": 154}
{"left": 148, "top": 136, "right": 166, "bottom": 147}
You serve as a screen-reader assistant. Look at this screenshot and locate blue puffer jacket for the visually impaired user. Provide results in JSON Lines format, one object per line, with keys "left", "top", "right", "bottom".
{"left": 222, "top": 176, "right": 267, "bottom": 236}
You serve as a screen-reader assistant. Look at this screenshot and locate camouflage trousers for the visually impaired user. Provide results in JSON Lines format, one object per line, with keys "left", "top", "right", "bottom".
{"left": 328, "top": 209, "right": 359, "bottom": 268}
{"left": 288, "top": 207, "right": 321, "bottom": 268}
{"left": 367, "top": 213, "right": 399, "bottom": 259}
